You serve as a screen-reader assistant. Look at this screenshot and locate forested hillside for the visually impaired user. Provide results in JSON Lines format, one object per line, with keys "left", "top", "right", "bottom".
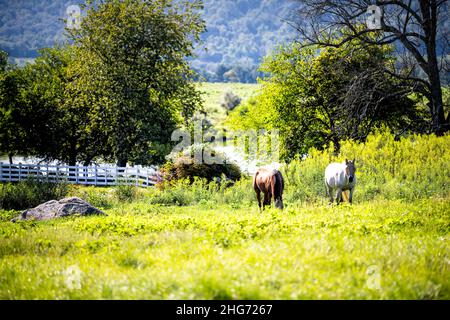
{"left": 0, "top": 0, "right": 70, "bottom": 57}
{"left": 0, "top": 0, "right": 297, "bottom": 82}
{"left": 194, "top": 0, "right": 297, "bottom": 81}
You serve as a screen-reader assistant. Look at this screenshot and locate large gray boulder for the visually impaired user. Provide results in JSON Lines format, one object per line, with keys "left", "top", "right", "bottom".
{"left": 12, "top": 197, "right": 105, "bottom": 222}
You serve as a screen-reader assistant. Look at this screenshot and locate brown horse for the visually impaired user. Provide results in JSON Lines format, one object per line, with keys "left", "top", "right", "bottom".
{"left": 253, "top": 167, "right": 284, "bottom": 210}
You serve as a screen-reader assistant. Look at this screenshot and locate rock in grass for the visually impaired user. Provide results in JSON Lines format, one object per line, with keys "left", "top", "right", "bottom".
{"left": 12, "top": 197, "right": 105, "bottom": 222}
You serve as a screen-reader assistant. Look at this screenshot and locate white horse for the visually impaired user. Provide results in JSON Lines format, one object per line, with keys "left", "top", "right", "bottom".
{"left": 325, "top": 159, "right": 356, "bottom": 204}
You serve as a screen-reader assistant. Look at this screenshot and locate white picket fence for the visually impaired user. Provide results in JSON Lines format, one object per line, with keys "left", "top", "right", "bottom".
{"left": 0, "top": 163, "right": 161, "bottom": 187}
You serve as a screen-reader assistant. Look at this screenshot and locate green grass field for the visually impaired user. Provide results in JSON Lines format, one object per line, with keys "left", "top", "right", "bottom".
{"left": 0, "top": 95, "right": 448, "bottom": 300}
{"left": 0, "top": 190, "right": 448, "bottom": 299}
{"left": 197, "top": 82, "right": 261, "bottom": 126}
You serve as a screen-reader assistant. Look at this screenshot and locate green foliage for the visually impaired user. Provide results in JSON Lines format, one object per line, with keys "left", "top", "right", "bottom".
{"left": 0, "top": 0, "right": 297, "bottom": 83}
{"left": 1, "top": 1, "right": 205, "bottom": 166}
{"left": 226, "top": 89, "right": 278, "bottom": 131}
{"left": 0, "top": 197, "right": 448, "bottom": 299}
{"left": 138, "top": 130, "right": 450, "bottom": 207}
{"left": 0, "top": 50, "right": 28, "bottom": 159}
{"left": 68, "top": 186, "right": 114, "bottom": 210}
{"left": 16, "top": 46, "right": 110, "bottom": 165}
{"left": 69, "top": 185, "right": 143, "bottom": 207}
{"left": 229, "top": 40, "right": 428, "bottom": 160}
{"left": 67, "top": 0, "right": 205, "bottom": 166}
{"left": 0, "top": 179, "right": 69, "bottom": 210}
{"left": 161, "top": 145, "right": 242, "bottom": 184}
{"left": 1, "top": 45, "right": 114, "bottom": 165}
{"left": 114, "top": 185, "right": 138, "bottom": 203}
{"left": 0, "top": 133, "right": 448, "bottom": 299}
{"left": 146, "top": 177, "right": 253, "bottom": 207}
{"left": 282, "top": 130, "right": 450, "bottom": 203}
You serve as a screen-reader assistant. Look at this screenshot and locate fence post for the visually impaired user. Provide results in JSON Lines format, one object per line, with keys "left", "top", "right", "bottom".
{"left": 136, "top": 167, "right": 139, "bottom": 186}
{"left": 95, "top": 165, "right": 98, "bottom": 186}
{"left": 0, "top": 162, "right": 2, "bottom": 182}
{"left": 18, "top": 163, "right": 22, "bottom": 181}
{"left": 104, "top": 167, "right": 107, "bottom": 186}
{"left": 146, "top": 168, "right": 149, "bottom": 187}
{"left": 37, "top": 163, "right": 40, "bottom": 181}
{"left": 115, "top": 166, "right": 118, "bottom": 186}
{"left": 9, "top": 163, "right": 11, "bottom": 181}
{"left": 46, "top": 163, "right": 49, "bottom": 182}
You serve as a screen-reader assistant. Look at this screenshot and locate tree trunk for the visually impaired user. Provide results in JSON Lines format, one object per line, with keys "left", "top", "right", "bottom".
{"left": 83, "top": 154, "right": 93, "bottom": 167}
{"left": 117, "top": 158, "right": 127, "bottom": 167}
{"left": 333, "top": 137, "right": 341, "bottom": 155}
{"left": 8, "top": 154, "right": 13, "bottom": 164}
{"left": 68, "top": 157, "right": 77, "bottom": 179}
{"left": 427, "top": 48, "right": 447, "bottom": 134}
{"left": 428, "top": 71, "right": 446, "bottom": 135}
{"left": 330, "top": 117, "right": 340, "bottom": 155}
{"left": 68, "top": 135, "right": 77, "bottom": 167}
{"left": 423, "top": 0, "right": 448, "bottom": 135}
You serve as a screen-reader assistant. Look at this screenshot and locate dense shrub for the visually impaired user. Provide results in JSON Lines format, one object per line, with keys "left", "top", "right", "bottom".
{"left": 161, "top": 145, "right": 242, "bottom": 184}
{"left": 0, "top": 179, "right": 69, "bottom": 210}
{"left": 114, "top": 184, "right": 139, "bottom": 203}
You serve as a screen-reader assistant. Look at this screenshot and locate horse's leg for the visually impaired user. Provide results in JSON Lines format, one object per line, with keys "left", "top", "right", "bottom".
{"left": 263, "top": 192, "right": 270, "bottom": 210}
{"left": 335, "top": 188, "right": 342, "bottom": 205}
{"left": 255, "top": 189, "right": 262, "bottom": 210}
{"left": 327, "top": 185, "right": 334, "bottom": 204}
{"left": 348, "top": 188, "right": 354, "bottom": 204}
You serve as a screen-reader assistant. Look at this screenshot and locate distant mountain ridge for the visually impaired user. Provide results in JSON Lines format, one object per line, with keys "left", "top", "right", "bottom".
{"left": 0, "top": 0, "right": 298, "bottom": 81}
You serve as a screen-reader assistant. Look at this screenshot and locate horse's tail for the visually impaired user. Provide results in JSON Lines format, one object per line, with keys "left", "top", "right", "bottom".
{"left": 252, "top": 171, "right": 259, "bottom": 191}
{"left": 271, "top": 171, "right": 283, "bottom": 200}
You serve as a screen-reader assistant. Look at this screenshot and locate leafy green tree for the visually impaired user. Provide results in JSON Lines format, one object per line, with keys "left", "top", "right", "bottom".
{"left": 0, "top": 50, "right": 26, "bottom": 163}
{"left": 10, "top": 46, "right": 110, "bottom": 166}
{"left": 21, "top": 47, "right": 74, "bottom": 164}
{"left": 68, "top": 0, "right": 205, "bottom": 166}
{"left": 228, "top": 40, "right": 426, "bottom": 160}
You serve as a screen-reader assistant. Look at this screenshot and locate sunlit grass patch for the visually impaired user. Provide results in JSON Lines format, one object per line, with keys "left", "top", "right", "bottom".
{"left": 0, "top": 196, "right": 448, "bottom": 299}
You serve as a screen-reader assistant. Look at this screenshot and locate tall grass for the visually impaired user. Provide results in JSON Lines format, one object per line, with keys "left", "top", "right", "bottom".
{"left": 146, "top": 177, "right": 254, "bottom": 208}
{"left": 68, "top": 131, "right": 449, "bottom": 208}
{"left": 2, "top": 131, "right": 448, "bottom": 211}
{"left": 144, "top": 131, "right": 450, "bottom": 207}
{"left": 282, "top": 130, "right": 450, "bottom": 204}
{"left": 0, "top": 179, "right": 69, "bottom": 210}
